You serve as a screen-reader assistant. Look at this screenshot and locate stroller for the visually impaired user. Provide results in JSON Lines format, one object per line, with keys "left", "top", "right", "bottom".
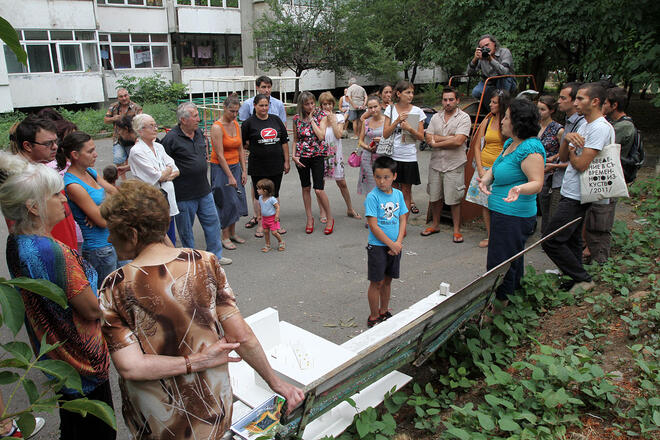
{"left": 418, "top": 107, "right": 437, "bottom": 151}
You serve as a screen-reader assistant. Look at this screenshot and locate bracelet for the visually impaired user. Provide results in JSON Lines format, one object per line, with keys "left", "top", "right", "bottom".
{"left": 184, "top": 355, "right": 192, "bottom": 374}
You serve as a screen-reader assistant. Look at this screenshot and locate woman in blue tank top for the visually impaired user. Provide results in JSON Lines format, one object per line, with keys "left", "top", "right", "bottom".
{"left": 477, "top": 99, "right": 546, "bottom": 306}
{"left": 58, "top": 131, "right": 119, "bottom": 287}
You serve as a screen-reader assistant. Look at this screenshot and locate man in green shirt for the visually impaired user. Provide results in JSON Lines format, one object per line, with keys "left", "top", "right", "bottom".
{"left": 583, "top": 87, "right": 636, "bottom": 263}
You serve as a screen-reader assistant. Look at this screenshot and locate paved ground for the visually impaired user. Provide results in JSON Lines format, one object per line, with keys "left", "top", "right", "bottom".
{"left": 0, "top": 133, "right": 555, "bottom": 439}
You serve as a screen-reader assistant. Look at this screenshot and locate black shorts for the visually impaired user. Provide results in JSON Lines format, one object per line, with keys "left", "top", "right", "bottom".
{"left": 367, "top": 244, "right": 401, "bottom": 282}
{"left": 394, "top": 160, "right": 421, "bottom": 185}
{"left": 296, "top": 156, "right": 325, "bottom": 190}
{"left": 251, "top": 173, "right": 283, "bottom": 198}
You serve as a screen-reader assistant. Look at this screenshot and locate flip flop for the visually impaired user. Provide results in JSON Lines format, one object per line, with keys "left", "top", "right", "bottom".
{"left": 261, "top": 246, "right": 271, "bottom": 253}
{"left": 420, "top": 227, "right": 440, "bottom": 236}
{"left": 230, "top": 235, "right": 246, "bottom": 244}
{"left": 222, "top": 239, "right": 237, "bottom": 250}
{"left": 320, "top": 216, "right": 328, "bottom": 224}
{"left": 479, "top": 238, "right": 489, "bottom": 248}
{"left": 410, "top": 203, "right": 420, "bottom": 214}
{"left": 278, "top": 242, "right": 286, "bottom": 251}
{"left": 278, "top": 227, "right": 287, "bottom": 235}
{"left": 453, "top": 233, "right": 464, "bottom": 243}
{"left": 347, "top": 210, "right": 362, "bottom": 219}
{"left": 245, "top": 216, "right": 258, "bottom": 228}
{"left": 254, "top": 230, "right": 264, "bottom": 238}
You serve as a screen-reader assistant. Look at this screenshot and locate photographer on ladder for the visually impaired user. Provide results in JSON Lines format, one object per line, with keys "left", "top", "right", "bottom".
{"left": 467, "top": 34, "right": 516, "bottom": 102}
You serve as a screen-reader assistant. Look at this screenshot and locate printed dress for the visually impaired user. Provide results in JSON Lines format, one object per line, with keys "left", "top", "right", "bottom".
{"left": 293, "top": 109, "right": 328, "bottom": 158}
{"left": 358, "top": 118, "right": 383, "bottom": 195}
{"left": 324, "top": 112, "right": 346, "bottom": 179}
{"left": 100, "top": 249, "right": 240, "bottom": 439}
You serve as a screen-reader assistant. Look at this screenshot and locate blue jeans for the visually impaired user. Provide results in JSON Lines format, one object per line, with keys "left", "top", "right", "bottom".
{"left": 486, "top": 211, "right": 536, "bottom": 300}
{"left": 83, "top": 245, "right": 119, "bottom": 289}
{"left": 175, "top": 192, "right": 223, "bottom": 258}
{"left": 472, "top": 76, "right": 517, "bottom": 100}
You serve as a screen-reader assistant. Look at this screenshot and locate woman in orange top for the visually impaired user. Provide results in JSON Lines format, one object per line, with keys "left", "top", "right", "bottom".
{"left": 210, "top": 95, "right": 248, "bottom": 250}
{"left": 465, "top": 89, "right": 511, "bottom": 248}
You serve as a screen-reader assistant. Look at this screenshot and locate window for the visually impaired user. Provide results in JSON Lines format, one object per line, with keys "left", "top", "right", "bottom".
{"left": 171, "top": 33, "right": 242, "bottom": 68}
{"left": 97, "top": 0, "right": 163, "bottom": 6}
{"left": 99, "top": 33, "right": 170, "bottom": 69}
{"left": 3, "top": 29, "right": 100, "bottom": 74}
{"left": 175, "top": 0, "right": 239, "bottom": 7}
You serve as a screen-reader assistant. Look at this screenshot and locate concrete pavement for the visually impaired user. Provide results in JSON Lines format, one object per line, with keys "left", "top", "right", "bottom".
{"left": 0, "top": 134, "right": 555, "bottom": 439}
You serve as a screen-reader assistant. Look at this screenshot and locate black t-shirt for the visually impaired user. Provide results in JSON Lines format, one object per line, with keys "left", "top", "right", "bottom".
{"left": 241, "top": 114, "right": 289, "bottom": 176}
{"left": 161, "top": 125, "right": 211, "bottom": 201}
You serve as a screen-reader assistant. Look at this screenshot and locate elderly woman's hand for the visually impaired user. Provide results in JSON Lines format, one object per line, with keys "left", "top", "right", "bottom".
{"left": 270, "top": 379, "right": 305, "bottom": 415}
{"left": 192, "top": 338, "right": 242, "bottom": 372}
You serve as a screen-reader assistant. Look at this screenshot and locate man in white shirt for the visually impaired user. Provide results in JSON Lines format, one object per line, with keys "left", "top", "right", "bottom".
{"left": 346, "top": 77, "right": 367, "bottom": 139}
{"left": 542, "top": 82, "right": 613, "bottom": 293}
{"left": 238, "top": 76, "right": 287, "bottom": 123}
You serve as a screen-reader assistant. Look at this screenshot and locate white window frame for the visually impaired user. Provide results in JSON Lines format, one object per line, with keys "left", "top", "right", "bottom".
{"left": 5, "top": 29, "right": 100, "bottom": 75}
{"left": 96, "top": 0, "right": 164, "bottom": 7}
{"left": 100, "top": 33, "right": 170, "bottom": 70}
{"left": 174, "top": 0, "right": 240, "bottom": 8}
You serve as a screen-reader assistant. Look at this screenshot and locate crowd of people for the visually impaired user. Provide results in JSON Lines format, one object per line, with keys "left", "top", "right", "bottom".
{"left": 0, "top": 61, "right": 640, "bottom": 437}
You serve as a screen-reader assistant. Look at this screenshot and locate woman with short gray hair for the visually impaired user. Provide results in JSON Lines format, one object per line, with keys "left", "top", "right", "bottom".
{"left": 0, "top": 151, "right": 114, "bottom": 440}
{"left": 128, "top": 113, "right": 180, "bottom": 244}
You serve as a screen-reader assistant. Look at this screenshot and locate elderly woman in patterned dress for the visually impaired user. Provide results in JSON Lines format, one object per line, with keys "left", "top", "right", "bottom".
{"left": 99, "top": 180, "right": 304, "bottom": 439}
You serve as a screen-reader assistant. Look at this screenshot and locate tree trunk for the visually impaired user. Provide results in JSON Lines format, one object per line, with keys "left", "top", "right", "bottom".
{"left": 293, "top": 69, "right": 303, "bottom": 103}
{"left": 529, "top": 55, "right": 547, "bottom": 91}
{"left": 404, "top": 69, "right": 409, "bottom": 80}
{"left": 410, "top": 64, "right": 418, "bottom": 84}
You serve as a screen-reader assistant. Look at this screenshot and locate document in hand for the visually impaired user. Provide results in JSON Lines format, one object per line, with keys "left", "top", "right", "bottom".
{"left": 401, "top": 113, "right": 420, "bottom": 144}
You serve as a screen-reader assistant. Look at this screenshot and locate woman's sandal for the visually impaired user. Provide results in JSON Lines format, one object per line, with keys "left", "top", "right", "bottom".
{"left": 222, "top": 239, "right": 237, "bottom": 250}
{"left": 278, "top": 242, "right": 286, "bottom": 252}
{"left": 261, "top": 246, "right": 271, "bottom": 253}
{"left": 379, "top": 310, "right": 393, "bottom": 321}
{"left": 479, "top": 238, "right": 489, "bottom": 248}
{"left": 347, "top": 210, "right": 362, "bottom": 219}
{"left": 230, "top": 235, "right": 246, "bottom": 244}
{"left": 245, "top": 216, "right": 258, "bottom": 228}
{"left": 410, "top": 203, "right": 420, "bottom": 214}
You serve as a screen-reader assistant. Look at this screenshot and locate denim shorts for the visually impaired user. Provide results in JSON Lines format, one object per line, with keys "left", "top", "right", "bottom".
{"left": 112, "top": 142, "right": 131, "bottom": 165}
{"left": 82, "top": 245, "right": 118, "bottom": 288}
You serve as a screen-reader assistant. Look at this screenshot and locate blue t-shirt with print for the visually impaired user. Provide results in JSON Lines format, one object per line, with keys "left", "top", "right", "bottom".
{"left": 259, "top": 195, "right": 278, "bottom": 217}
{"left": 365, "top": 187, "right": 408, "bottom": 246}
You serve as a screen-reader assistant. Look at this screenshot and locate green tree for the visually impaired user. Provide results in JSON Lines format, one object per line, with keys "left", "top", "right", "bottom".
{"left": 253, "top": 0, "right": 347, "bottom": 97}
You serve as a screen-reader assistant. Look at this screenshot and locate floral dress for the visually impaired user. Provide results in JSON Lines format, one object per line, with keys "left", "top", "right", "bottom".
{"left": 357, "top": 117, "right": 383, "bottom": 195}
{"left": 324, "top": 112, "right": 345, "bottom": 179}
{"left": 540, "top": 121, "right": 563, "bottom": 157}
{"left": 293, "top": 108, "right": 328, "bottom": 158}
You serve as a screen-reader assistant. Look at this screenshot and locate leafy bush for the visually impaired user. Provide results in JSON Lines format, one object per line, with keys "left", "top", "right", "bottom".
{"left": 0, "top": 111, "right": 27, "bottom": 149}
{"left": 116, "top": 74, "right": 188, "bottom": 104}
{"left": 59, "top": 108, "right": 108, "bottom": 137}
{"left": 143, "top": 103, "right": 178, "bottom": 128}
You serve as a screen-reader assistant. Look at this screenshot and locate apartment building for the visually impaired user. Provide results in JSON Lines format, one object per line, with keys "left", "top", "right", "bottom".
{"left": 0, "top": 0, "right": 446, "bottom": 112}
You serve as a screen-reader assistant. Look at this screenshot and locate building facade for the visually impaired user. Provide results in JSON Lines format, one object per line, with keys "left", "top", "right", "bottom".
{"left": 0, "top": 0, "right": 446, "bottom": 112}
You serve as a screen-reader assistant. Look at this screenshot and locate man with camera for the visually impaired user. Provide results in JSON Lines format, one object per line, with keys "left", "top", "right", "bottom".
{"left": 467, "top": 34, "right": 516, "bottom": 101}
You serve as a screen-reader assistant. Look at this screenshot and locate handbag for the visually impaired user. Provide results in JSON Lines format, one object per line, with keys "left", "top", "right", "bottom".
{"left": 348, "top": 149, "right": 361, "bottom": 167}
{"left": 376, "top": 107, "right": 395, "bottom": 156}
{"left": 579, "top": 127, "right": 629, "bottom": 204}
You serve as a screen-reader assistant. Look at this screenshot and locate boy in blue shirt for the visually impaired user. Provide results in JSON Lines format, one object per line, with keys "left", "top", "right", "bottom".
{"left": 364, "top": 156, "right": 408, "bottom": 327}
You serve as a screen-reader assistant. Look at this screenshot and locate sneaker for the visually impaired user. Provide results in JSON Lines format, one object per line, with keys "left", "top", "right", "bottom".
{"left": 569, "top": 280, "right": 595, "bottom": 294}
{"left": 218, "top": 257, "right": 233, "bottom": 265}
{"left": 544, "top": 269, "right": 561, "bottom": 275}
{"left": 1, "top": 417, "right": 45, "bottom": 439}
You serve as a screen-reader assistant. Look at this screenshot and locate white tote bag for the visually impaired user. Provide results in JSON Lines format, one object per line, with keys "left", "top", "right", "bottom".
{"left": 579, "top": 128, "right": 629, "bottom": 204}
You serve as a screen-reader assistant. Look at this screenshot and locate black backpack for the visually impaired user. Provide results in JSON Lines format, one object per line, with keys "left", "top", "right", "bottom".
{"left": 617, "top": 116, "right": 645, "bottom": 183}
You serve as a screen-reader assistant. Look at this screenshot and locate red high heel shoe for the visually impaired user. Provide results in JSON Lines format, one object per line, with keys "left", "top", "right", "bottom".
{"left": 323, "top": 219, "right": 334, "bottom": 235}
{"left": 305, "top": 219, "right": 314, "bottom": 234}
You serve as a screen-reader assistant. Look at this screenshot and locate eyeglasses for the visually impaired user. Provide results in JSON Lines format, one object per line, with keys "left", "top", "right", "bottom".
{"left": 32, "top": 139, "right": 58, "bottom": 148}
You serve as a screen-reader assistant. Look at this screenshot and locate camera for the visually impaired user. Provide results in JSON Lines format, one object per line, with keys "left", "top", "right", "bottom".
{"left": 480, "top": 46, "right": 491, "bottom": 59}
